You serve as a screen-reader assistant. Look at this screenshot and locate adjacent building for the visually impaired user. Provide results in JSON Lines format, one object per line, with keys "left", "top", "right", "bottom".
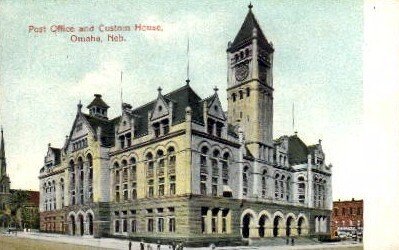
{"left": 331, "top": 198, "right": 363, "bottom": 237}
{"left": 39, "top": 5, "right": 333, "bottom": 246}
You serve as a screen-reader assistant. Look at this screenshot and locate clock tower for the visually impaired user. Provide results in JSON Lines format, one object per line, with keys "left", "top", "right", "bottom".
{"left": 227, "top": 4, "right": 274, "bottom": 158}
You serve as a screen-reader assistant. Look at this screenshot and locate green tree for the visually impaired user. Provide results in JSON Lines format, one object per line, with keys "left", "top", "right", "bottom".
{"left": 8, "top": 190, "right": 29, "bottom": 229}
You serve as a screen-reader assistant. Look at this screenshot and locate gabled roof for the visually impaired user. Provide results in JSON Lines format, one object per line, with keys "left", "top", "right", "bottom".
{"left": 83, "top": 114, "right": 118, "bottom": 146}
{"left": 49, "top": 147, "right": 61, "bottom": 165}
{"left": 228, "top": 8, "right": 270, "bottom": 51}
{"left": 87, "top": 94, "right": 110, "bottom": 109}
{"left": 287, "top": 135, "right": 309, "bottom": 165}
{"left": 131, "top": 84, "right": 203, "bottom": 137}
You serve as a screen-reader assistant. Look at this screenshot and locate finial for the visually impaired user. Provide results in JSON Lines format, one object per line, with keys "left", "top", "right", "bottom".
{"left": 1, "top": 125, "right": 3, "bottom": 134}
{"left": 248, "top": 2, "right": 253, "bottom": 10}
{"left": 213, "top": 86, "right": 219, "bottom": 92}
{"left": 294, "top": 131, "right": 298, "bottom": 136}
{"left": 157, "top": 87, "right": 162, "bottom": 94}
{"left": 77, "top": 100, "right": 83, "bottom": 112}
{"left": 186, "top": 36, "right": 190, "bottom": 84}
{"left": 186, "top": 79, "right": 190, "bottom": 85}
{"left": 319, "top": 139, "right": 322, "bottom": 145}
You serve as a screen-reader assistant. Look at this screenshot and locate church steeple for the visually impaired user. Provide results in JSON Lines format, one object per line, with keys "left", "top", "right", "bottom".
{"left": 0, "top": 127, "right": 7, "bottom": 176}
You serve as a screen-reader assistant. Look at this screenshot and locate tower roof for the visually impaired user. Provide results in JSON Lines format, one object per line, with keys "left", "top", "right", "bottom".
{"left": 87, "top": 94, "right": 110, "bottom": 109}
{"left": 0, "top": 127, "right": 5, "bottom": 160}
{"left": 228, "top": 6, "right": 270, "bottom": 51}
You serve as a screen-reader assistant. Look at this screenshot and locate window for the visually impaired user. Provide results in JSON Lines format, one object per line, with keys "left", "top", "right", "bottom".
{"left": 154, "top": 123, "right": 160, "bottom": 137}
{"left": 126, "top": 133, "right": 132, "bottom": 147}
{"left": 201, "top": 208, "right": 207, "bottom": 233}
{"left": 119, "top": 135, "right": 125, "bottom": 149}
{"left": 298, "top": 176, "right": 306, "bottom": 203}
{"left": 123, "top": 219, "right": 127, "bottom": 232}
{"left": 158, "top": 218, "right": 164, "bottom": 232}
{"left": 158, "top": 178, "right": 165, "bottom": 196}
{"left": 169, "top": 217, "right": 176, "bottom": 232}
{"left": 243, "top": 167, "right": 249, "bottom": 196}
{"left": 239, "top": 90, "right": 243, "bottom": 99}
{"left": 170, "top": 175, "right": 176, "bottom": 195}
{"left": 207, "top": 119, "right": 215, "bottom": 135}
{"left": 131, "top": 220, "right": 137, "bottom": 233}
{"left": 246, "top": 87, "right": 250, "bottom": 97}
{"left": 162, "top": 119, "right": 169, "bottom": 135}
{"left": 147, "top": 218, "right": 154, "bottom": 232}
{"left": 115, "top": 220, "right": 120, "bottom": 233}
{"left": 216, "top": 122, "right": 223, "bottom": 137}
{"left": 232, "top": 93, "right": 236, "bottom": 102}
{"left": 261, "top": 170, "right": 267, "bottom": 198}
{"left": 342, "top": 208, "right": 346, "bottom": 215}
{"left": 148, "top": 180, "right": 154, "bottom": 197}
{"left": 222, "top": 153, "right": 229, "bottom": 185}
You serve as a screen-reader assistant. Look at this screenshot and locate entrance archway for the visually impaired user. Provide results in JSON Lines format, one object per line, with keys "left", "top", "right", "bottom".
{"left": 78, "top": 214, "right": 84, "bottom": 236}
{"left": 70, "top": 215, "right": 76, "bottom": 235}
{"left": 286, "top": 216, "right": 294, "bottom": 236}
{"left": 88, "top": 213, "right": 93, "bottom": 235}
{"left": 242, "top": 213, "right": 252, "bottom": 238}
{"left": 273, "top": 216, "right": 283, "bottom": 237}
{"left": 298, "top": 217, "right": 304, "bottom": 235}
{"left": 258, "top": 215, "right": 268, "bottom": 237}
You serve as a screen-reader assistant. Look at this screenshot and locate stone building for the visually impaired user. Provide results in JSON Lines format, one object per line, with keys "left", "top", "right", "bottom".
{"left": 331, "top": 198, "right": 363, "bottom": 237}
{"left": 38, "top": 5, "right": 333, "bottom": 246}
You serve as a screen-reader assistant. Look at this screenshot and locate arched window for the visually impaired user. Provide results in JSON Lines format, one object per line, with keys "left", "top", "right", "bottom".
{"left": 245, "top": 48, "right": 249, "bottom": 57}
{"left": 246, "top": 87, "right": 250, "bottom": 97}
{"left": 243, "top": 166, "right": 249, "bottom": 196}
{"left": 77, "top": 157, "right": 84, "bottom": 204}
{"left": 297, "top": 176, "right": 306, "bottom": 203}
{"left": 130, "top": 157, "right": 137, "bottom": 200}
{"left": 239, "top": 90, "right": 243, "bottom": 100}
{"left": 261, "top": 170, "right": 267, "bottom": 198}
{"left": 274, "top": 173, "right": 280, "bottom": 199}
{"left": 222, "top": 153, "right": 229, "bottom": 185}
{"left": 69, "top": 160, "right": 75, "bottom": 205}
{"left": 235, "top": 54, "right": 239, "bottom": 62}
{"left": 60, "top": 178, "right": 65, "bottom": 208}
{"left": 211, "top": 149, "right": 220, "bottom": 196}
{"left": 232, "top": 93, "right": 237, "bottom": 102}
{"left": 240, "top": 51, "right": 244, "bottom": 59}
{"left": 87, "top": 154, "right": 93, "bottom": 202}
{"left": 167, "top": 147, "right": 176, "bottom": 174}
{"left": 146, "top": 153, "right": 154, "bottom": 197}
{"left": 286, "top": 176, "right": 291, "bottom": 201}
{"left": 200, "top": 146, "right": 209, "bottom": 195}
{"left": 121, "top": 160, "right": 128, "bottom": 201}
{"left": 114, "top": 162, "right": 120, "bottom": 202}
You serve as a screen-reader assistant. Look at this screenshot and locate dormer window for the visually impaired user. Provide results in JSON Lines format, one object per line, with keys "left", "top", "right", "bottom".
{"left": 153, "top": 123, "right": 160, "bottom": 137}
{"left": 216, "top": 122, "right": 223, "bottom": 137}
{"left": 158, "top": 106, "right": 162, "bottom": 112}
{"left": 152, "top": 118, "right": 169, "bottom": 138}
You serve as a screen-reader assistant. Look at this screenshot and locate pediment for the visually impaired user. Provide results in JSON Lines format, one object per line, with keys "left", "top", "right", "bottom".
{"left": 118, "top": 112, "right": 133, "bottom": 133}
{"left": 207, "top": 94, "right": 226, "bottom": 120}
{"left": 71, "top": 115, "right": 91, "bottom": 140}
{"left": 150, "top": 96, "right": 169, "bottom": 121}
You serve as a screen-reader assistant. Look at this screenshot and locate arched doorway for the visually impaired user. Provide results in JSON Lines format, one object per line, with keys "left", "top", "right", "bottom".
{"left": 286, "top": 216, "right": 294, "bottom": 236}
{"left": 242, "top": 214, "right": 251, "bottom": 238}
{"left": 273, "top": 216, "right": 283, "bottom": 237}
{"left": 298, "top": 217, "right": 304, "bottom": 235}
{"left": 78, "top": 214, "right": 84, "bottom": 236}
{"left": 88, "top": 213, "right": 93, "bottom": 235}
{"left": 258, "top": 215, "right": 268, "bottom": 237}
{"left": 70, "top": 215, "right": 76, "bottom": 235}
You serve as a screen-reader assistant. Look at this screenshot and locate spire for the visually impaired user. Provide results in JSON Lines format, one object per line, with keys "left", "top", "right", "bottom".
{"left": 0, "top": 126, "right": 6, "bottom": 176}
{"left": 0, "top": 126, "right": 4, "bottom": 158}
{"left": 227, "top": 4, "right": 271, "bottom": 52}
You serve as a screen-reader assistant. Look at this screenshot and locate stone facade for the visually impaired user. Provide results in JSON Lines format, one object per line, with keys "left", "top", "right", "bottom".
{"left": 39, "top": 5, "right": 333, "bottom": 246}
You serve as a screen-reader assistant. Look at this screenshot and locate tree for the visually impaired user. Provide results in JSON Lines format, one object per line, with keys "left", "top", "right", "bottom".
{"left": 8, "top": 190, "right": 29, "bottom": 229}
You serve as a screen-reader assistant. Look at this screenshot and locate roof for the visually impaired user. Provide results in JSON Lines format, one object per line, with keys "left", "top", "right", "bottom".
{"left": 83, "top": 114, "right": 117, "bottom": 146}
{"left": 0, "top": 128, "right": 5, "bottom": 161}
{"left": 27, "top": 191, "right": 40, "bottom": 206}
{"left": 87, "top": 94, "right": 110, "bottom": 109}
{"left": 49, "top": 147, "right": 61, "bottom": 165}
{"left": 287, "top": 135, "right": 309, "bottom": 165}
{"left": 131, "top": 84, "right": 203, "bottom": 137}
{"left": 228, "top": 8, "right": 271, "bottom": 51}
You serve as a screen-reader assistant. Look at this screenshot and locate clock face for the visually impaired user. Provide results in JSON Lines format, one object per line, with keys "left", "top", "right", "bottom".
{"left": 235, "top": 64, "right": 249, "bottom": 82}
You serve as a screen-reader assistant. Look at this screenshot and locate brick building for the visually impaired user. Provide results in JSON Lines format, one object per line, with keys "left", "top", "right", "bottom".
{"left": 331, "top": 198, "right": 363, "bottom": 237}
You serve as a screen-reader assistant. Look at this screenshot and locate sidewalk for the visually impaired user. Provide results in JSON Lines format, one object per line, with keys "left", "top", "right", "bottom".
{"left": 9, "top": 232, "right": 363, "bottom": 250}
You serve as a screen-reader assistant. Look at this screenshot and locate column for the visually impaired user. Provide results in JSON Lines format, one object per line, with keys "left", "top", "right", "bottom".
{"left": 206, "top": 209, "right": 212, "bottom": 234}
{"left": 217, "top": 209, "right": 223, "bottom": 234}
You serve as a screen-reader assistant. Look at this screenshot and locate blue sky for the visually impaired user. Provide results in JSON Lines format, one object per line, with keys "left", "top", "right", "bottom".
{"left": 0, "top": 0, "right": 363, "bottom": 199}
